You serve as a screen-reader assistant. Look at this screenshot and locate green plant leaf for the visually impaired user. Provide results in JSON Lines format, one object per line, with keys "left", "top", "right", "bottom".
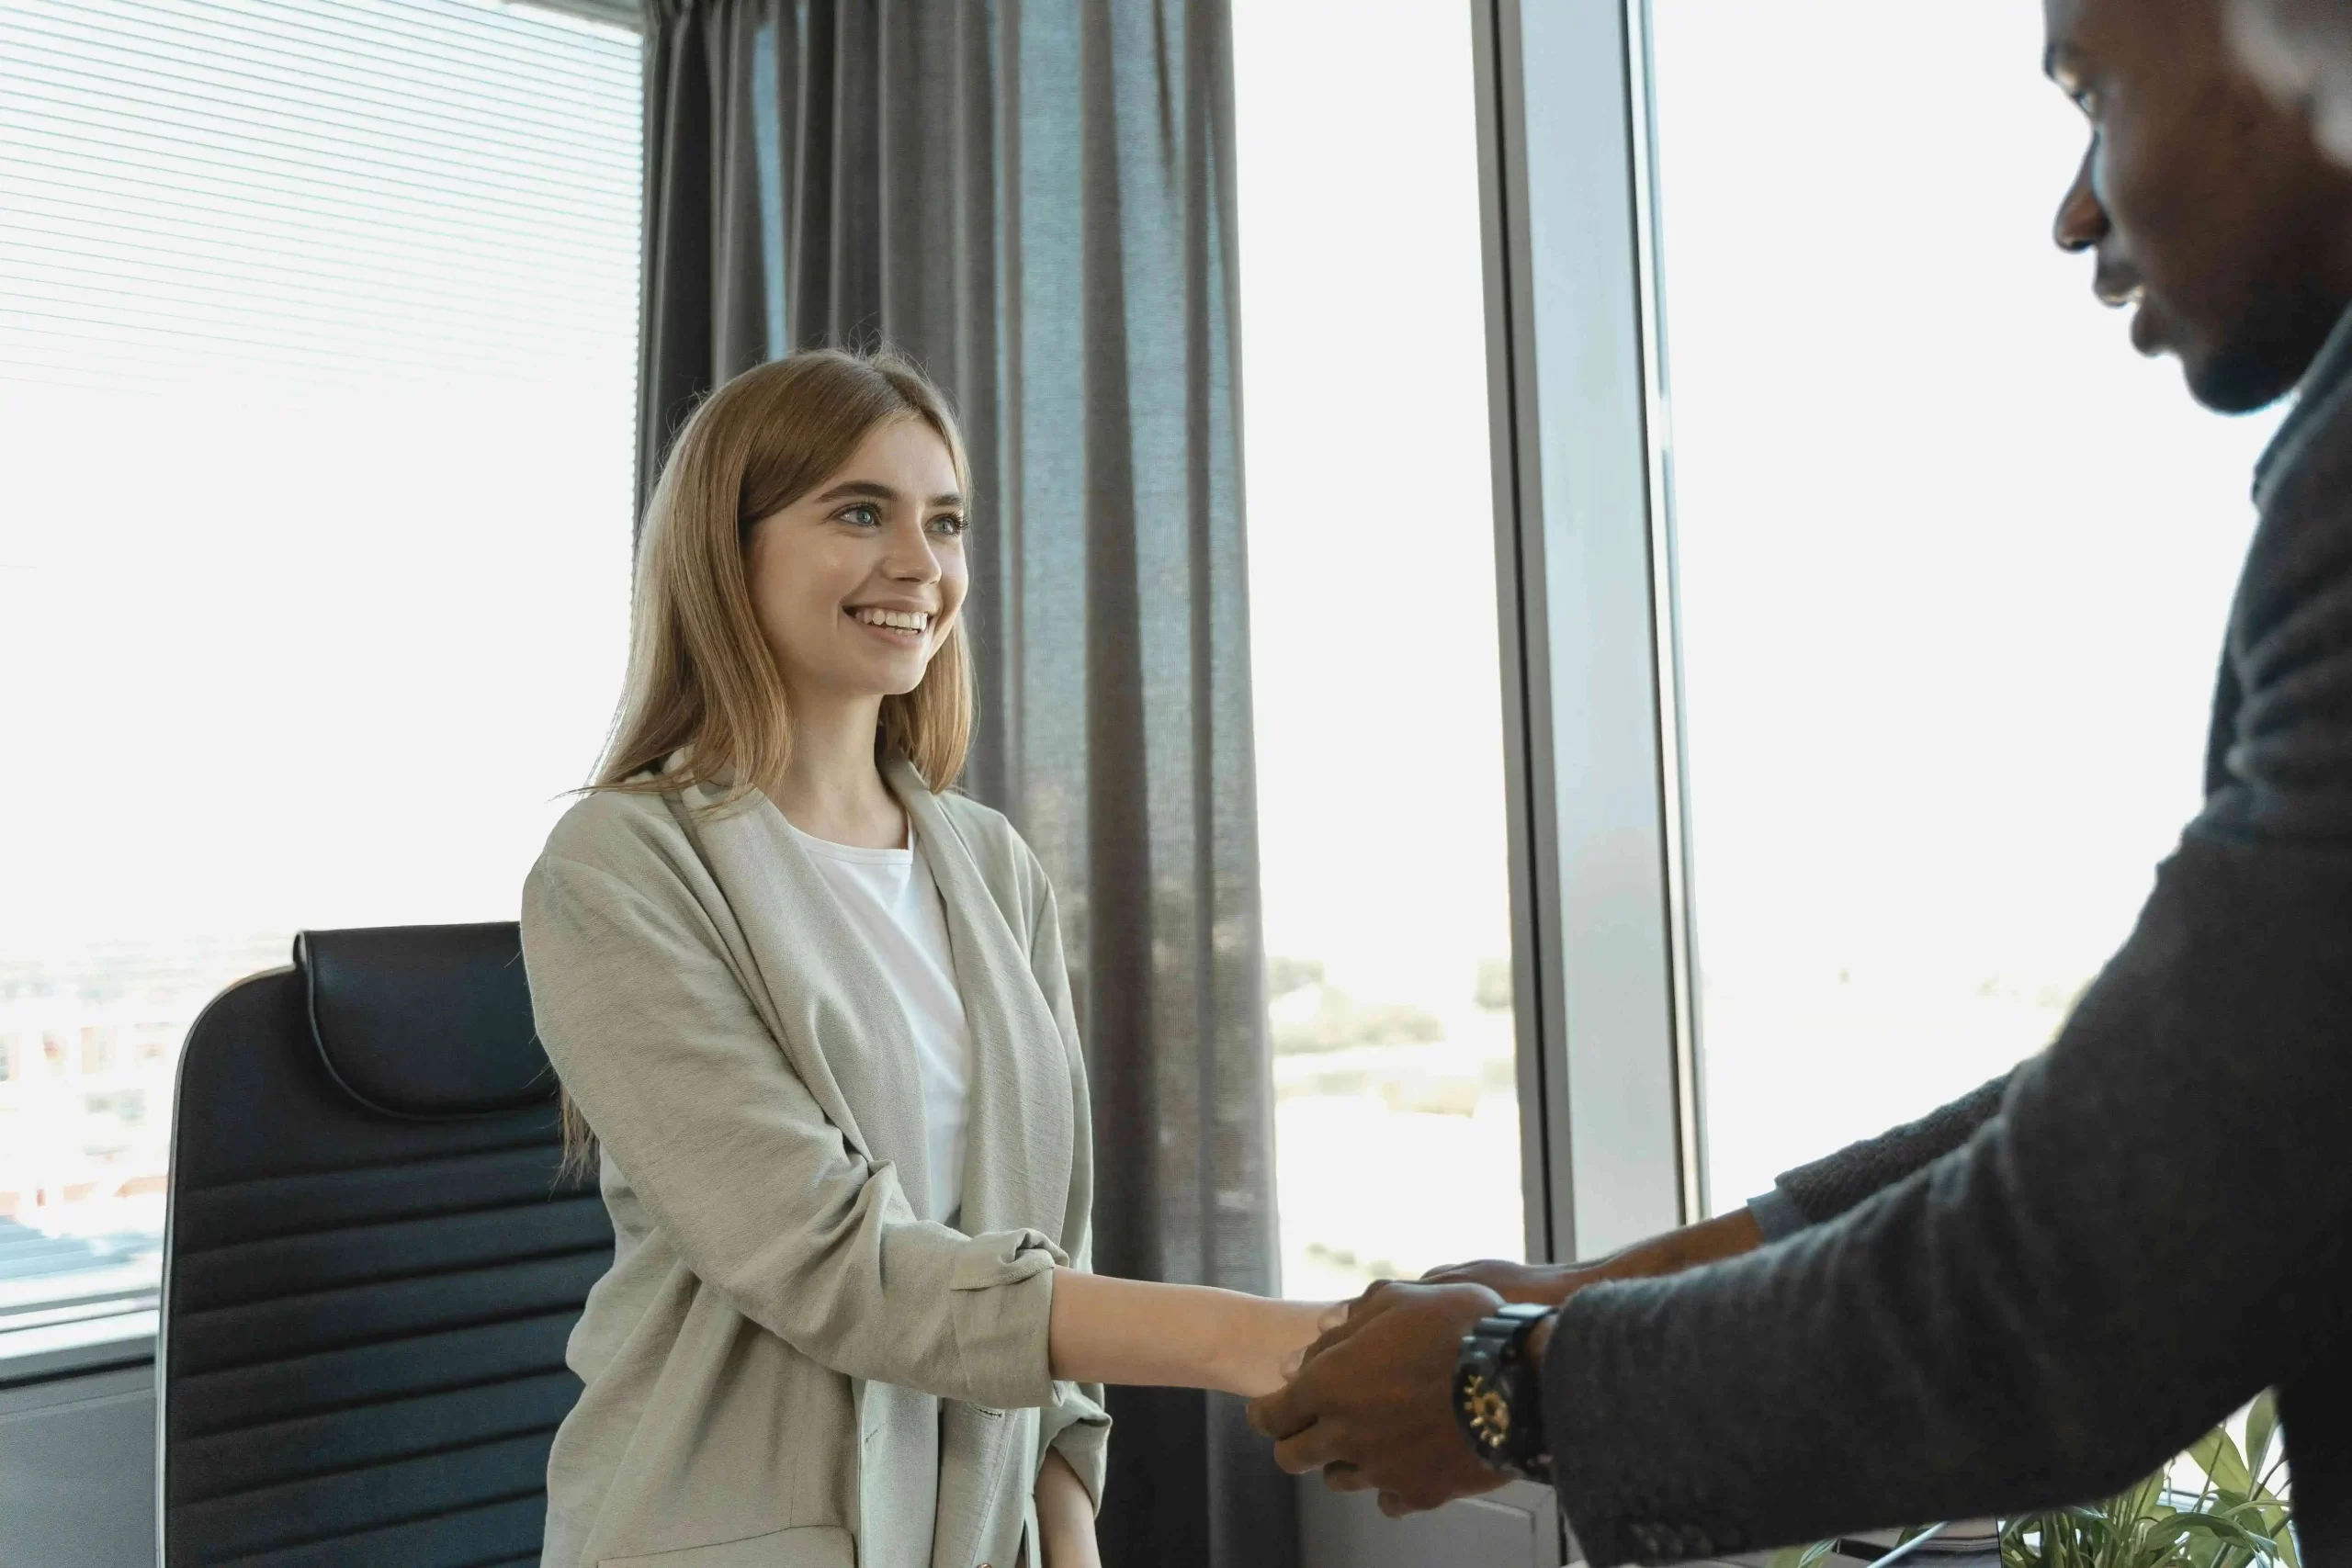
{"left": 2190, "top": 1427, "right": 2256, "bottom": 1498}
{"left": 2246, "top": 1392, "right": 2279, "bottom": 1481}
{"left": 2000, "top": 1423, "right": 2299, "bottom": 1568}
{"left": 2173, "top": 1508, "right": 2273, "bottom": 1558}
{"left": 1768, "top": 1539, "right": 1840, "bottom": 1568}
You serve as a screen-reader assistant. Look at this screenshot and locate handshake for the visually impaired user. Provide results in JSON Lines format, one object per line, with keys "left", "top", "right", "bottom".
{"left": 1241, "top": 1258, "right": 1586, "bottom": 1517}
{"left": 1243, "top": 1210, "right": 1766, "bottom": 1517}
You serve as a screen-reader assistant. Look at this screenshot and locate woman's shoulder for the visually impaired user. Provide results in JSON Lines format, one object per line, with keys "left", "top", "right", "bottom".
{"left": 929, "top": 788, "right": 1054, "bottom": 905}
{"left": 933, "top": 788, "right": 1048, "bottom": 871}
{"left": 538, "top": 784, "right": 699, "bottom": 883}
{"left": 931, "top": 785, "right": 1017, "bottom": 847}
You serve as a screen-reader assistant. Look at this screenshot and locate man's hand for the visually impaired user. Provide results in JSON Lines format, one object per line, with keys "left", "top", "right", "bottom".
{"left": 1245, "top": 1280, "right": 1510, "bottom": 1517}
{"left": 1422, "top": 1208, "right": 1767, "bottom": 1307}
{"left": 1418, "top": 1257, "right": 1592, "bottom": 1304}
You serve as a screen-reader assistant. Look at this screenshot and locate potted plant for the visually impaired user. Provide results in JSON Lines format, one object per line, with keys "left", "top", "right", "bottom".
{"left": 1771, "top": 1393, "right": 2296, "bottom": 1568}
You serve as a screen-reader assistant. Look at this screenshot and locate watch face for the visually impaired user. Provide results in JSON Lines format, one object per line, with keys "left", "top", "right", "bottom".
{"left": 1460, "top": 1368, "right": 1511, "bottom": 1453}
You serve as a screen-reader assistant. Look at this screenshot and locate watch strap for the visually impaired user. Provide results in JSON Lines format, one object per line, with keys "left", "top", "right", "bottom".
{"left": 1453, "top": 1301, "right": 1554, "bottom": 1483}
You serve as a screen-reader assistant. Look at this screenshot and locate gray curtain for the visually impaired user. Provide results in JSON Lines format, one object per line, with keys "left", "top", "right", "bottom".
{"left": 636, "top": 4, "right": 1291, "bottom": 1563}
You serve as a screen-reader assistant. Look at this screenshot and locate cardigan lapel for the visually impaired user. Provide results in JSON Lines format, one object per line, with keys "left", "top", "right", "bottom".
{"left": 676, "top": 760, "right": 1075, "bottom": 1244}
{"left": 889, "top": 759, "right": 1075, "bottom": 1244}
{"left": 676, "top": 773, "right": 935, "bottom": 1220}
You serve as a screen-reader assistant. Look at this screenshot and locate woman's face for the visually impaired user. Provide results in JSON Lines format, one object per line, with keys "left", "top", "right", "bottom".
{"left": 744, "top": 417, "right": 967, "bottom": 708}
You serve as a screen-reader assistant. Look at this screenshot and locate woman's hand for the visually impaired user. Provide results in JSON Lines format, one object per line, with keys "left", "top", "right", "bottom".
{"left": 1035, "top": 1450, "right": 1101, "bottom": 1568}
{"left": 1221, "top": 1295, "right": 1343, "bottom": 1398}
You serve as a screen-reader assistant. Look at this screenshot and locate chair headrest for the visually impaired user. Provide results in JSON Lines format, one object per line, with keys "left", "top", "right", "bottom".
{"left": 297, "top": 922, "right": 552, "bottom": 1119}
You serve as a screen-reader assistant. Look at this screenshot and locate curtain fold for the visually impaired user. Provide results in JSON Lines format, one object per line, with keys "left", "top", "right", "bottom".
{"left": 637, "top": 4, "right": 1290, "bottom": 1563}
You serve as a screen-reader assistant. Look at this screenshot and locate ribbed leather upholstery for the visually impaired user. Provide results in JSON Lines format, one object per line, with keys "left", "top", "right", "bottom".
{"left": 161, "top": 922, "right": 611, "bottom": 1568}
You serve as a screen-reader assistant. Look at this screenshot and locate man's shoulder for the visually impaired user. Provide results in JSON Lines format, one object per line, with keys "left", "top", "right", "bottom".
{"left": 2202, "top": 367, "right": 2352, "bottom": 845}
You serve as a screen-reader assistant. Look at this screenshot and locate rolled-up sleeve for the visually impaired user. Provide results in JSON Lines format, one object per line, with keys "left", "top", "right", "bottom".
{"left": 1039, "top": 1379, "right": 1112, "bottom": 1507}
{"left": 523, "top": 849, "right": 1060, "bottom": 1411}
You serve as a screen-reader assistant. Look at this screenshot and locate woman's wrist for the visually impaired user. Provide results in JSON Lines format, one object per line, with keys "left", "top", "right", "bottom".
{"left": 1207, "top": 1292, "right": 1329, "bottom": 1398}
{"left": 1046, "top": 1268, "right": 1333, "bottom": 1395}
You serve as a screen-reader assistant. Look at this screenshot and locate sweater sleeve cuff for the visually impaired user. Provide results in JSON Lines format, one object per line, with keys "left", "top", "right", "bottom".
{"left": 1746, "top": 1186, "right": 1808, "bottom": 1243}
{"left": 1041, "top": 1388, "right": 1112, "bottom": 1509}
{"left": 948, "top": 1228, "right": 1066, "bottom": 1410}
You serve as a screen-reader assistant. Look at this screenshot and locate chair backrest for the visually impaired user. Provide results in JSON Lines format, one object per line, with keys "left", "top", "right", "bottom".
{"left": 159, "top": 922, "right": 611, "bottom": 1568}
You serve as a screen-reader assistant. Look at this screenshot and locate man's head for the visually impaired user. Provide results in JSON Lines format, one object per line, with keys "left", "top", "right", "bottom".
{"left": 2048, "top": 0, "right": 2352, "bottom": 412}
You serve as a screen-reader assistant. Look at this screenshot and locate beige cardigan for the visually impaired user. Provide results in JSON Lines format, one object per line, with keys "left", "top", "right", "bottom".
{"left": 520, "top": 757, "right": 1108, "bottom": 1568}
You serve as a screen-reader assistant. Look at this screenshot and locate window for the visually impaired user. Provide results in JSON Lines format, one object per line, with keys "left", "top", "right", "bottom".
{"left": 1644, "top": 1, "right": 2283, "bottom": 1210}
{"left": 1233, "top": 0, "right": 1523, "bottom": 1300}
{"left": 0, "top": 0, "right": 641, "bottom": 1358}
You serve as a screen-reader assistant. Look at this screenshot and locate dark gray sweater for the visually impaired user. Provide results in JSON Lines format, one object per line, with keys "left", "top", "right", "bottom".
{"left": 1545, "top": 306, "right": 2352, "bottom": 1567}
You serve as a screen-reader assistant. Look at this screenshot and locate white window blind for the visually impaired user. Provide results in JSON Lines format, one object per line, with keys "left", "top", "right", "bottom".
{"left": 5, "top": 0, "right": 640, "bottom": 382}
{"left": 0, "top": 0, "right": 642, "bottom": 1360}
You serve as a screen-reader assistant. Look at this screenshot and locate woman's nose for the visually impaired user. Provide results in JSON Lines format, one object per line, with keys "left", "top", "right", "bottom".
{"left": 882, "top": 525, "right": 943, "bottom": 581}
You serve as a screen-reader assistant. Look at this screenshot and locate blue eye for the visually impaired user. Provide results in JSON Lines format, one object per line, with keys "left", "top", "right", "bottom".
{"left": 930, "top": 513, "right": 968, "bottom": 536}
{"left": 838, "top": 503, "right": 882, "bottom": 528}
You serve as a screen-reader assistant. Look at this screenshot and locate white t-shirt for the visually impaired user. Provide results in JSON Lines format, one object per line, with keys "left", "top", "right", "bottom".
{"left": 787, "top": 818, "right": 974, "bottom": 1227}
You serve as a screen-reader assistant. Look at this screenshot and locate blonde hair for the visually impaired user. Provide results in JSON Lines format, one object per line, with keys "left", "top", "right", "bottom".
{"left": 596, "top": 346, "right": 976, "bottom": 803}
{"left": 559, "top": 347, "right": 977, "bottom": 1173}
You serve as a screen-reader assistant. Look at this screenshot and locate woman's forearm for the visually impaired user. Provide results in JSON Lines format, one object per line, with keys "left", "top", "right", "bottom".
{"left": 1035, "top": 1448, "right": 1100, "bottom": 1568}
{"left": 1048, "top": 1269, "right": 1331, "bottom": 1398}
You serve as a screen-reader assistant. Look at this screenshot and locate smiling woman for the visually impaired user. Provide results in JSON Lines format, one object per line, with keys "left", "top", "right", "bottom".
{"left": 743, "top": 425, "right": 971, "bottom": 773}
{"left": 590, "top": 351, "right": 978, "bottom": 814}
{"left": 520, "top": 348, "right": 1332, "bottom": 1568}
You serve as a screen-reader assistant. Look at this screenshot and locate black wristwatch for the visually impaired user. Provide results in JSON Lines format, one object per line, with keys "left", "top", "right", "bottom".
{"left": 1453, "top": 1302, "right": 1555, "bottom": 1483}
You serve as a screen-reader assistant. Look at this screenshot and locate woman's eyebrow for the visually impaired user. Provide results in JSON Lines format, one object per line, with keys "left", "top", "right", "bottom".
{"left": 812, "top": 479, "right": 898, "bottom": 503}
{"left": 809, "top": 480, "right": 964, "bottom": 508}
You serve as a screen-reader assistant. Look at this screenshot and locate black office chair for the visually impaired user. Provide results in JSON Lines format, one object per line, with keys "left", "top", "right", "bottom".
{"left": 158, "top": 922, "right": 613, "bottom": 1568}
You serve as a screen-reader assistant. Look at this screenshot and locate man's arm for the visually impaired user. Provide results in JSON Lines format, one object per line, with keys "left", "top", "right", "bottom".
{"left": 1758, "top": 1072, "right": 2013, "bottom": 1235}
{"left": 1425, "top": 1075, "right": 2013, "bottom": 1306}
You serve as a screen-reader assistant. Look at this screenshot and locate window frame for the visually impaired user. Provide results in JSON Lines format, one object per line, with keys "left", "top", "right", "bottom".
{"left": 1476, "top": 0, "right": 1701, "bottom": 1269}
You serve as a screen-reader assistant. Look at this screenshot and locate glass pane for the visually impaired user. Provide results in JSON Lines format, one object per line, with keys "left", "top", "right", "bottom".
{"left": 1232, "top": 0, "right": 1521, "bottom": 1299}
{"left": 1647, "top": 2, "right": 2284, "bottom": 1211}
{"left": 0, "top": 0, "right": 640, "bottom": 1345}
